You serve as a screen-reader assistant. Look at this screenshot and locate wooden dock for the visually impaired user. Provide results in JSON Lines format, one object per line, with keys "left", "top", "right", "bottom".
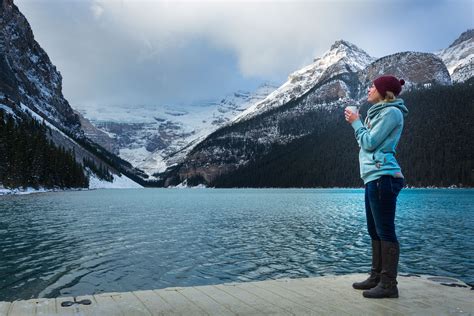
{"left": 1, "top": 273, "right": 472, "bottom": 315}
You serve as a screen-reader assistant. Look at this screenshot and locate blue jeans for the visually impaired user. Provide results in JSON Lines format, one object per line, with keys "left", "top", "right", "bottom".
{"left": 365, "top": 175, "right": 405, "bottom": 242}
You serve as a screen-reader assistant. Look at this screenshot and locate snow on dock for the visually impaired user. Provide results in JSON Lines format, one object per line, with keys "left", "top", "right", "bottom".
{"left": 1, "top": 273, "right": 472, "bottom": 315}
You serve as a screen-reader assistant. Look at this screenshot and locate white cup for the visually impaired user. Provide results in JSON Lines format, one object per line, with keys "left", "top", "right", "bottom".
{"left": 345, "top": 106, "right": 359, "bottom": 115}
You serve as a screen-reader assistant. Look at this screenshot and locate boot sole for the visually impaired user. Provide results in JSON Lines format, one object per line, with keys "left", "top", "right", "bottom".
{"left": 352, "top": 285, "right": 377, "bottom": 290}
{"left": 362, "top": 293, "right": 399, "bottom": 298}
{"left": 352, "top": 282, "right": 379, "bottom": 290}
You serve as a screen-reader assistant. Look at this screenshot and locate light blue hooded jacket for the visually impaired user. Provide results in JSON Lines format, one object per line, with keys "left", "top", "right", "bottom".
{"left": 351, "top": 99, "right": 409, "bottom": 184}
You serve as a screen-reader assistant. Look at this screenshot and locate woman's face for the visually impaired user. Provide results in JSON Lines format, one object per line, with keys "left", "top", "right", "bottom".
{"left": 367, "top": 84, "right": 383, "bottom": 104}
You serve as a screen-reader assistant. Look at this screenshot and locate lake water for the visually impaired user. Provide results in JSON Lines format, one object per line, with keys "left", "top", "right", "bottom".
{"left": 0, "top": 188, "right": 473, "bottom": 301}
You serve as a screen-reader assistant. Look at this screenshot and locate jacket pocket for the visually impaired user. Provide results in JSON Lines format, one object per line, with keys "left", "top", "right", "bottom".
{"left": 372, "top": 151, "right": 387, "bottom": 169}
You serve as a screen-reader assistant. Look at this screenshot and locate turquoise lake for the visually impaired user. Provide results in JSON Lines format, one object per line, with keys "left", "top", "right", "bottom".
{"left": 0, "top": 188, "right": 473, "bottom": 301}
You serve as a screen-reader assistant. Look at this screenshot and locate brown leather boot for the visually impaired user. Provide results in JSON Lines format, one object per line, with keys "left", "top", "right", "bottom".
{"left": 363, "top": 241, "right": 399, "bottom": 298}
{"left": 353, "top": 240, "right": 381, "bottom": 290}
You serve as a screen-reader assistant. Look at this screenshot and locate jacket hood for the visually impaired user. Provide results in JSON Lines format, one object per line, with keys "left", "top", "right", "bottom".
{"left": 367, "top": 98, "right": 409, "bottom": 121}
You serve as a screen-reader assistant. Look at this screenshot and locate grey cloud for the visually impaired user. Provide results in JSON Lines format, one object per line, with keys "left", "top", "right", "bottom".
{"left": 15, "top": 0, "right": 473, "bottom": 110}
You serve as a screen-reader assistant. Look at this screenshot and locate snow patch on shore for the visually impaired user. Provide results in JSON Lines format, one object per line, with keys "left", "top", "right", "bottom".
{"left": 88, "top": 173, "right": 143, "bottom": 189}
{"left": 0, "top": 185, "right": 87, "bottom": 196}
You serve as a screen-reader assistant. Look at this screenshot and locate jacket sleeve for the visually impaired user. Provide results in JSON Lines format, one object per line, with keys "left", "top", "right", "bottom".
{"left": 350, "top": 108, "right": 402, "bottom": 152}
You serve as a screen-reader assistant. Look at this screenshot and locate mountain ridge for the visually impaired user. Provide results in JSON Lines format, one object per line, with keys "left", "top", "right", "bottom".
{"left": 80, "top": 31, "right": 471, "bottom": 185}
{"left": 77, "top": 82, "right": 278, "bottom": 177}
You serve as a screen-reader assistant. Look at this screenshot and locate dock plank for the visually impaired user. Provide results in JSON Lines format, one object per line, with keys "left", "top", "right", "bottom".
{"left": 109, "top": 292, "right": 152, "bottom": 316}
{"left": 215, "top": 283, "right": 289, "bottom": 315}
{"left": 0, "top": 302, "right": 11, "bottom": 316}
{"left": 7, "top": 300, "right": 35, "bottom": 316}
{"left": 133, "top": 290, "right": 175, "bottom": 316}
{"left": 255, "top": 278, "right": 349, "bottom": 315}
{"left": 239, "top": 281, "right": 317, "bottom": 315}
{"left": 154, "top": 288, "right": 208, "bottom": 316}
{"left": 178, "top": 286, "right": 235, "bottom": 315}
{"left": 269, "top": 278, "right": 356, "bottom": 315}
{"left": 93, "top": 292, "right": 126, "bottom": 316}
{"left": 196, "top": 284, "right": 262, "bottom": 315}
{"left": 32, "top": 298, "right": 56, "bottom": 316}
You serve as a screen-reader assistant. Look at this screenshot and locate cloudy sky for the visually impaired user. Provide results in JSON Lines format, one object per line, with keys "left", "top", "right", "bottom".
{"left": 16, "top": 0, "right": 473, "bottom": 112}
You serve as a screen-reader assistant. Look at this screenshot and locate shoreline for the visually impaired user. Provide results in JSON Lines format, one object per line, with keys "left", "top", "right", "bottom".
{"left": 0, "top": 186, "right": 91, "bottom": 196}
{"left": 1, "top": 185, "right": 472, "bottom": 196}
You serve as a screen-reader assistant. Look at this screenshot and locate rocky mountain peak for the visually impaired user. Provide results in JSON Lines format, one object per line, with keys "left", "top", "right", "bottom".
{"left": 449, "top": 29, "right": 474, "bottom": 48}
{"left": 329, "top": 39, "right": 366, "bottom": 55}
{"left": 359, "top": 51, "right": 451, "bottom": 99}
{"left": 0, "top": 0, "right": 80, "bottom": 129}
{"left": 324, "top": 39, "right": 372, "bottom": 59}
{"left": 435, "top": 29, "right": 473, "bottom": 83}
{"left": 313, "top": 39, "right": 374, "bottom": 75}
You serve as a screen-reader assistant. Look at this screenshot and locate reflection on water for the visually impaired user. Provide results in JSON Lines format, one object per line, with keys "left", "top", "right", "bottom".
{"left": 0, "top": 188, "right": 472, "bottom": 301}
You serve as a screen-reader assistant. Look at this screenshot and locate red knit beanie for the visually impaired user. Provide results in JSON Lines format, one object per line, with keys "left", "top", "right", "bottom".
{"left": 373, "top": 75, "right": 405, "bottom": 97}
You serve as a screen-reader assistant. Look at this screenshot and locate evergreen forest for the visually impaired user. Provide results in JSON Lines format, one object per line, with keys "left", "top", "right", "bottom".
{"left": 212, "top": 79, "right": 474, "bottom": 188}
{"left": 0, "top": 108, "right": 89, "bottom": 189}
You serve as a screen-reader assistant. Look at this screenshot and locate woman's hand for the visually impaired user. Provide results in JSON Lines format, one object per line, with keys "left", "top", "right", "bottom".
{"left": 344, "top": 108, "right": 360, "bottom": 124}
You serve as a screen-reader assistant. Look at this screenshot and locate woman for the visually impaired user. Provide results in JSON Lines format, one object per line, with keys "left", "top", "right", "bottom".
{"left": 344, "top": 75, "right": 408, "bottom": 299}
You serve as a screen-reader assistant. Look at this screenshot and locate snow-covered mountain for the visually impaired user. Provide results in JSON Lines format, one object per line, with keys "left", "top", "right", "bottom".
{"left": 231, "top": 46, "right": 452, "bottom": 127}
{"left": 157, "top": 39, "right": 454, "bottom": 186}
{"left": 79, "top": 29, "right": 472, "bottom": 185}
{"left": 78, "top": 83, "right": 277, "bottom": 177}
{"left": 435, "top": 29, "right": 473, "bottom": 83}
{"left": 81, "top": 39, "right": 374, "bottom": 179}
{"left": 228, "top": 33, "right": 473, "bottom": 128}
{"left": 233, "top": 40, "right": 374, "bottom": 123}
